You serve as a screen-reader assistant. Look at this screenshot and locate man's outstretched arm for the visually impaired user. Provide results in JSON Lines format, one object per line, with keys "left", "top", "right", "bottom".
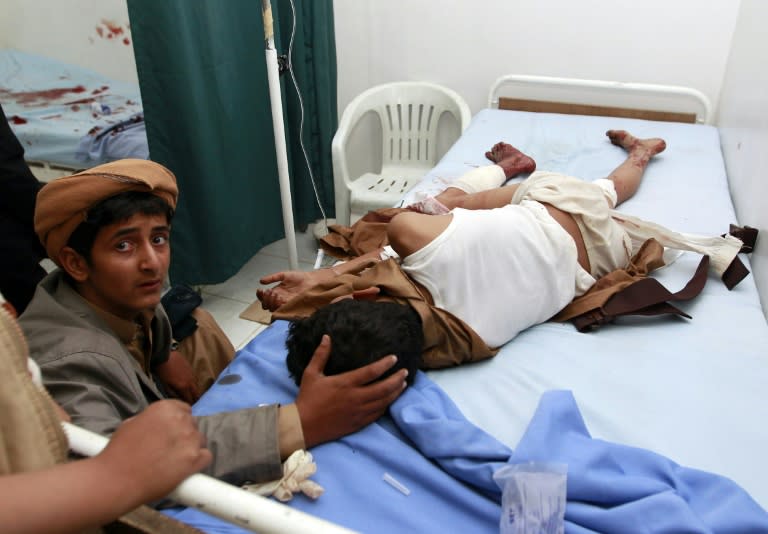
{"left": 257, "top": 248, "right": 385, "bottom": 311}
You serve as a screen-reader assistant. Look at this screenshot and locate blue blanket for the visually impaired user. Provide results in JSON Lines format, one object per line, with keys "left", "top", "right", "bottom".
{"left": 166, "top": 321, "right": 768, "bottom": 533}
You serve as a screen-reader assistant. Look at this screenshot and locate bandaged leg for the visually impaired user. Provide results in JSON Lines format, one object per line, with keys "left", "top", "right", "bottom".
{"left": 408, "top": 169, "right": 507, "bottom": 215}
{"left": 612, "top": 211, "right": 746, "bottom": 283}
{"left": 449, "top": 165, "right": 507, "bottom": 194}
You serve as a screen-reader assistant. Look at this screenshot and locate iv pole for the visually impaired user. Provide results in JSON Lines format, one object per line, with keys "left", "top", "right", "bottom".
{"left": 262, "top": 0, "right": 299, "bottom": 270}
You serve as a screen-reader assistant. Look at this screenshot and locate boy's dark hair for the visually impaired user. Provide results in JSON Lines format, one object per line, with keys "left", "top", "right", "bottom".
{"left": 285, "top": 299, "right": 423, "bottom": 387}
{"left": 66, "top": 190, "right": 173, "bottom": 262}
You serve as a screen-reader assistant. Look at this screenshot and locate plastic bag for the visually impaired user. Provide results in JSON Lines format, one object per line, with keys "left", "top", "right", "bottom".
{"left": 493, "top": 462, "right": 567, "bottom": 534}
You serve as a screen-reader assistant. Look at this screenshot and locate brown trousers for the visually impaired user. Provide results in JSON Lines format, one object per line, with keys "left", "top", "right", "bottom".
{"left": 273, "top": 258, "right": 497, "bottom": 369}
{"left": 178, "top": 307, "right": 235, "bottom": 393}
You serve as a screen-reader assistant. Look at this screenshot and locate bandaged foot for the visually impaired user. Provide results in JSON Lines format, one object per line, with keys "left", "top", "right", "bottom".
{"left": 441, "top": 143, "right": 536, "bottom": 195}
{"left": 243, "top": 449, "right": 324, "bottom": 502}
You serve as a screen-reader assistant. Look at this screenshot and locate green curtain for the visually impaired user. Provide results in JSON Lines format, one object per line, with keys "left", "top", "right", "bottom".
{"left": 127, "top": 0, "right": 337, "bottom": 285}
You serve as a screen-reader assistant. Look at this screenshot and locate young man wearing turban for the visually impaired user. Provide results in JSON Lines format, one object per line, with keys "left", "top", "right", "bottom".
{"left": 20, "top": 159, "right": 408, "bottom": 486}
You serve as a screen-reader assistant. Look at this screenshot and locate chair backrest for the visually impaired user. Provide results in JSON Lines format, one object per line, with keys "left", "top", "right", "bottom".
{"left": 340, "top": 82, "right": 471, "bottom": 171}
{"left": 331, "top": 82, "right": 471, "bottom": 226}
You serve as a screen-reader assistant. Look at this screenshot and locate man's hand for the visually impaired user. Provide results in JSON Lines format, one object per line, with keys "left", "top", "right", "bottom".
{"left": 257, "top": 270, "right": 334, "bottom": 311}
{"left": 295, "top": 335, "right": 408, "bottom": 448}
{"left": 154, "top": 350, "right": 201, "bottom": 404}
{"left": 96, "top": 400, "right": 212, "bottom": 502}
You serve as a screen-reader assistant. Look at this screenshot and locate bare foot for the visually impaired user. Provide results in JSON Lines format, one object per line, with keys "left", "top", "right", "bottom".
{"left": 606, "top": 130, "right": 666, "bottom": 168}
{"left": 484, "top": 142, "right": 536, "bottom": 178}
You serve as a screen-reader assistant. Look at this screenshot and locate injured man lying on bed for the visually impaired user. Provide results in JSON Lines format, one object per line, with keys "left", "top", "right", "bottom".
{"left": 258, "top": 130, "right": 750, "bottom": 372}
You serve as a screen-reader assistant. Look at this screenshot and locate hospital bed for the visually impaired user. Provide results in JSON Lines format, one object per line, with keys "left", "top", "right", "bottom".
{"left": 167, "top": 76, "right": 768, "bottom": 533}
{"left": 1, "top": 49, "right": 148, "bottom": 181}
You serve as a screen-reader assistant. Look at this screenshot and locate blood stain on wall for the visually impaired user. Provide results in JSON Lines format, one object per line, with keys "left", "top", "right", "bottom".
{"left": 92, "top": 19, "right": 132, "bottom": 46}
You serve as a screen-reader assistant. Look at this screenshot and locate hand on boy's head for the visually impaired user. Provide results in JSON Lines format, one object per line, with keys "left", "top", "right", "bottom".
{"left": 98, "top": 400, "right": 211, "bottom": 502}
{"left": 295, "top": 335, "right": 407, "bottom": 448}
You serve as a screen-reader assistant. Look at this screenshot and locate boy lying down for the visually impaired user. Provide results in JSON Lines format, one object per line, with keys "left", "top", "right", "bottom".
{"left": 261, "top": 130, "right": 748, "bottom": 375}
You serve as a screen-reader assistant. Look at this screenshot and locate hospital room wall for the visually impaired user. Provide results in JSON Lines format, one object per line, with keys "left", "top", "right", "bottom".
{"left": 1, "top": 1, "right": 741, "bottom": 117}
{"left": 717, "top": 0, "right": 768, "bottom": 319}
{"left": 0, "top": 0, "right": 138, "bottom": 84}
{"left": 332, "top": 0, "right": 740, "bottom": 117}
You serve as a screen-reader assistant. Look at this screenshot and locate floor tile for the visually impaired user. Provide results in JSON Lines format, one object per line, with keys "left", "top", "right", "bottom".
{"left": 199, "top": 228, "right": 332, "bottom": 348}
{"left": 202, "top": 254, "right": 315, "bottom": 303}
{"left": 199, "top": 292, "right": 266, "bottom": 349}
{"left": 259, "top": 226, "right": 325, "bottom": 264}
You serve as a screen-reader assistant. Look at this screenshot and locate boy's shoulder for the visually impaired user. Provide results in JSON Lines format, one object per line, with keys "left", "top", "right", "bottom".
{"left": 20, "top": 271, "right": 126, "bottom": 364}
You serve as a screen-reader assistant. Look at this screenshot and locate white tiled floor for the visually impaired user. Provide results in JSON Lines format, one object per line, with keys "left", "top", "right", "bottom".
{"left": 198, "top": 225, "right": 325, "bottom": 350}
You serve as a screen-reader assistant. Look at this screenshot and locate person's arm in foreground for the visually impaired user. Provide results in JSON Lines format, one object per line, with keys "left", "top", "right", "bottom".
{"left": 0, "top": 400, "right": 211, "bottom": 534}
{"left": 257, "top": 248, "right": 385, "bottom": 311}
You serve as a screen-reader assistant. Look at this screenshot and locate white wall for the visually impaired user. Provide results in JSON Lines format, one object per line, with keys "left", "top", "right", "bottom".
{"left": 717, "top": 0, "right": 768, "bottom": 319}
{"left": 1, "top": 0, "right": 137, "bottom": 83}
{"left": 2, "top": 1, "right": 740, "bottom": 117}
{"left": 333, "top": 0, "right": 739, "bottom": 117}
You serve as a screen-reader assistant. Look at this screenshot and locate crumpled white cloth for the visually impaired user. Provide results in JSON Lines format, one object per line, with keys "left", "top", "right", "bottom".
{"left": 243, "top": 449, "right": 324, "bottom": 502}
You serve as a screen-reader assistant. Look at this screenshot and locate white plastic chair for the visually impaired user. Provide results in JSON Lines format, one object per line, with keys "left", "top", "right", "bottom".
{"left": 332, "top": 82, "right": 471, "bottom": 226}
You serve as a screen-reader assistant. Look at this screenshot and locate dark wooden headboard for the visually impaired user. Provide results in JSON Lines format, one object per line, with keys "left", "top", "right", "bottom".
{"left": 497, "top": 97, "right": 697, "bottom": 124}
{"left": 488, "top": 75, "right": 711, "bottom": 124}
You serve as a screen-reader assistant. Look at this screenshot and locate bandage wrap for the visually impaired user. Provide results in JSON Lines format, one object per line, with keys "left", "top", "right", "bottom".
{"left": 244, "top": 449, "right": 324, "bottom": 502}
{"left": 450, "top": 165, "right": 506, "bottom": 194}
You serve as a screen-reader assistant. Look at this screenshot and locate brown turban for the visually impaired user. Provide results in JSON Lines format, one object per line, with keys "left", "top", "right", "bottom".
{"left": 34, "top": 159, "right": 178, "bottom": 265}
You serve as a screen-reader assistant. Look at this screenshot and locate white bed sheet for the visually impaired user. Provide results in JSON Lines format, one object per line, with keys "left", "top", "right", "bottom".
{"left": 406, "top": 109, "right": 768, "bottom": 509}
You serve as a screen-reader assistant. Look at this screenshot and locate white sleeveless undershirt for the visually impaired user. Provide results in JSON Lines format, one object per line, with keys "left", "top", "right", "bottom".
{"left": 401, "top": 204, "right": 581, "bottom": 348}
